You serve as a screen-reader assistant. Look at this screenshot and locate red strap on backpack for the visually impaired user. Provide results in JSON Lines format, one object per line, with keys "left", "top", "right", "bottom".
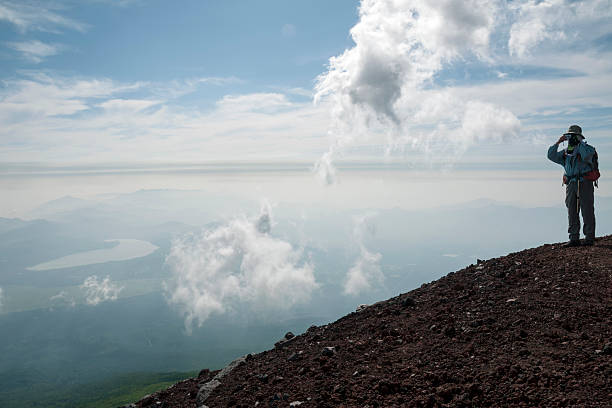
{"left": 584, "top": 150, "right": 600, "bottom": 185}
{"left": 584, "top": 169, "right": 600, "bottom": 181}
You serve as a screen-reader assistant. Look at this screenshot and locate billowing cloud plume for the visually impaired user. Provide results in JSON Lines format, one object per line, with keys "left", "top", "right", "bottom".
{"left": 344, "top": 215, "right": 384, "bottom": 296}
{"left": 165, "top": 203, "right": 318, "bottom": 332}
{"left": 313, "top": 0, "right": 610, "bottom": 182}
{"left": 81, "top": 275, "right": 123, "bottom": 305}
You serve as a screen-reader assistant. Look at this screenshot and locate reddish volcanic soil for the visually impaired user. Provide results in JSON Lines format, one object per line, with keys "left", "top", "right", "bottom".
{"left": 130, "top": 236, "right": 612, "bottom": 407}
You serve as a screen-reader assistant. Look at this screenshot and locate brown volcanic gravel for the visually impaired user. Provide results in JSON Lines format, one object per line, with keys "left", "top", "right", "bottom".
{"left": 132, "top": 237, "right": 612, "bottom": 407}
{"left": 132, "top": 369, "right": 219, "bottom": 408}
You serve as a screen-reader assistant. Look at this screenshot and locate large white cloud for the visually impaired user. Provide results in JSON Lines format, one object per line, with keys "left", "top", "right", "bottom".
{"left": 81, "top": 275, "right": 123, "bottom": 305}
{"left": 165, "top": 203, "right": 318, "bottom": 331}
{"left": 313, "top": 0, "right": 611, "bottom": 182}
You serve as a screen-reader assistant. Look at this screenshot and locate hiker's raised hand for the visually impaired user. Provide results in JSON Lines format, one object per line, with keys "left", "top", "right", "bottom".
{"left": 556, "top": 135, "right": 566, "bottom": 145}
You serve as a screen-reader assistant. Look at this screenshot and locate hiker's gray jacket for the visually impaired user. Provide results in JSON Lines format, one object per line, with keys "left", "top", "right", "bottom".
{"left": 547, "top": 141, "right": 596, "bottom": 181}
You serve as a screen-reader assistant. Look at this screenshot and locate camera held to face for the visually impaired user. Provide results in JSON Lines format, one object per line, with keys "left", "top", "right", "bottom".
{"left": 564, "top": 133, "right": 580, "bottom": 146}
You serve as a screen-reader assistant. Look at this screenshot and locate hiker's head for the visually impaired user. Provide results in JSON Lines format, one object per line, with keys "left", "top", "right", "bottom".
{"left": 564, "top": 124, "right": 584, "bottom": 147}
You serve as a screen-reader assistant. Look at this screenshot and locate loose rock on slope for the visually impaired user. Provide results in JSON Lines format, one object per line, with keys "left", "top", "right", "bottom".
{"left": 130, "top": 236, "right": 612, "bottom": 407}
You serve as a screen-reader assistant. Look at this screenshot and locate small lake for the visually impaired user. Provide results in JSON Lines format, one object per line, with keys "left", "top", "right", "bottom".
{"left": 27, "top": 239, "right": 159, "bottom": 271}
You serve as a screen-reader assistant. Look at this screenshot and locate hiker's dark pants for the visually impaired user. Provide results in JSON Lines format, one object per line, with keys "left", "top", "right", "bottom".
{"left": 565, "top": 179, "right": 595, "bottom": 242}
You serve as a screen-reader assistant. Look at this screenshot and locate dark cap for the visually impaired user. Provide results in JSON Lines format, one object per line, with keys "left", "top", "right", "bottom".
{"left": 567, "top": 124, "right": 582, "bottom": 135}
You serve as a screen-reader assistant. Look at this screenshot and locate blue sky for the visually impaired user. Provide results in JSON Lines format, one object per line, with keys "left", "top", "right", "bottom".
{"left": 0, "top": 0, "right": 611, "bottom": 173}
{"left": 1, "top": 1, "right": 357, "bottom": 89}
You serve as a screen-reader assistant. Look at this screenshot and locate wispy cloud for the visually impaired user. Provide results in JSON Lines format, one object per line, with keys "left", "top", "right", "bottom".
{"left": 496, "top": 71, "right": 508, "bottom": 79}
{"left": 0, "top": 73, "right": 143, "bottom": 118}
{"left": 216, "top": 93, "right": 295, "bottom": 113}
{"left": 98, "top": 98, "right": 161, "bottom": 113}
{"left": 344, "top": 214, "right": 384, "bottom": 296}
{"left": 281, "top": 23, "right": 296, "bottom": 38}
{"left": 0, "top": 1, "right": 87, "bottom": 33}
{"left": 50, "top": 290, "right": 76, "bottom": 307}
{"left": 88, "top": 0, "right": 142, "bottom": 7}
{"left": 0, "top": 73, "right": 329, "bottom": 163}
{"left": 81, "top": 275, "right": 123, "bottom": 305}
{"left": 7, "top": 40, "right": 63, "bottom": 62}
{"left": 165, "top": 203, "right": 318, "bottom": 332}
{"left": 157, "top": 76, "right": 243, "bottom": 99}
{"left": 286, "top": 87, "right": 314, "bottom": 98}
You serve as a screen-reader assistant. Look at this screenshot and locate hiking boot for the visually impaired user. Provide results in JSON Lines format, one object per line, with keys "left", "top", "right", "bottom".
{"left": 582, "top": 239, "right": 594, "bottom": 246}
{"left": 563, "top": 240, "right": 580, "bottom": 248}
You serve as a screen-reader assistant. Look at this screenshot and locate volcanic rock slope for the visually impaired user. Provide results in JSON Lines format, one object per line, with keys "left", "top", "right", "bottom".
{"left": 132, "top": 237, "right": 612, "bottom": 408}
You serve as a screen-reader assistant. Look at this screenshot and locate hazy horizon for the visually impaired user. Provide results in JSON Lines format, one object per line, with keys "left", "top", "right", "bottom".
{"left": 4, "top": 166, "right": 612, "bottom": 219}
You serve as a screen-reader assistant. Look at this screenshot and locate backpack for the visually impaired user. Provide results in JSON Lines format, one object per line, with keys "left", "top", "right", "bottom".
{"left": 584, "top": 150, "right": 600, "bottom": 186}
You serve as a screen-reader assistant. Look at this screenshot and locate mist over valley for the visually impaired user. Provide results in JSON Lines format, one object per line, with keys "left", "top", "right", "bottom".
{"left": 1, "top": 181, "right": 611, "bottom": 406}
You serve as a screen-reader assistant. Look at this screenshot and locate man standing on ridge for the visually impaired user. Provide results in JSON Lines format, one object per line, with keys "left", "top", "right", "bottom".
{"left": 547, "top": 125, "right": 599, "bottom": 247}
